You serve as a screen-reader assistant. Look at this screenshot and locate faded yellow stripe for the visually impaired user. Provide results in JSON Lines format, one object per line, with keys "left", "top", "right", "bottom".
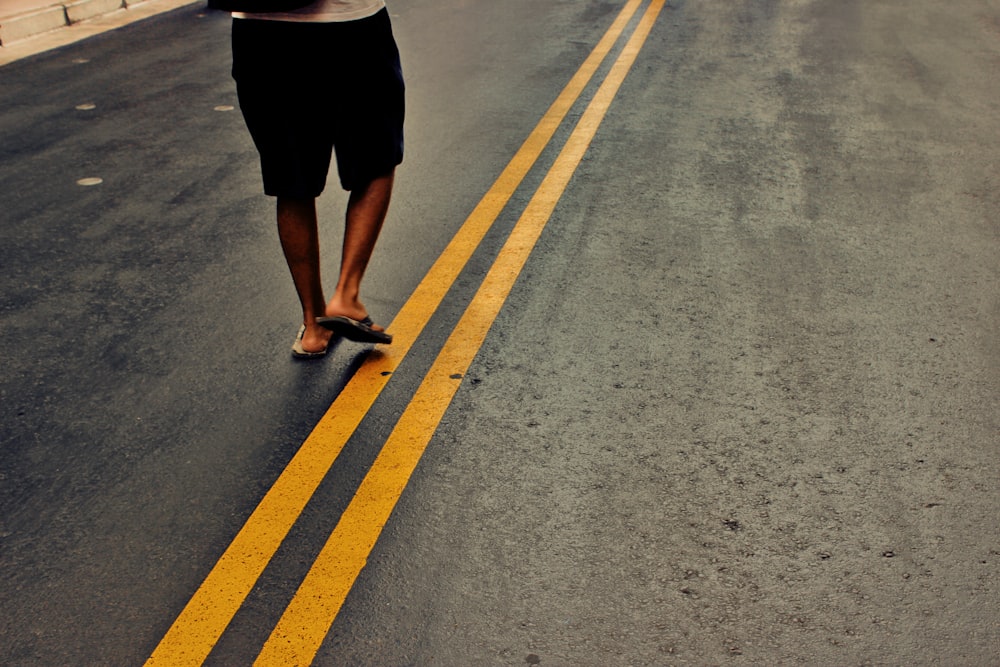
{"left": 255, "top": 1, "right": 667, "bottom": 664}
{"left": 144, "top": 2, "right": 643, "bottom": 664}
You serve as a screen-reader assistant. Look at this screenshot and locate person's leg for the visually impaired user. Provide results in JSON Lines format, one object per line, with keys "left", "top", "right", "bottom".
{"left": 276, "top": 196, "right": 333, "bottom": 353}
{"left": 321, "top": 11, "right": 402, "bottom": 336}
{"left": 325, "top": 169, "right": 395, "bottom": 332}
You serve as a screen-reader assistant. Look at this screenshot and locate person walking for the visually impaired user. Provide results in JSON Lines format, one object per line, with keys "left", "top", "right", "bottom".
{"left": 227, "top": 0, "right": 405, "bottom": 358}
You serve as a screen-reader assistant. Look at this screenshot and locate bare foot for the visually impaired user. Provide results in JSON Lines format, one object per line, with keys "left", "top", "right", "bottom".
{"left": 298, "top": 322, "right": 334, "bottom": 353}
{"left": 324, "top": 297, "right": 386, "bottom": 332}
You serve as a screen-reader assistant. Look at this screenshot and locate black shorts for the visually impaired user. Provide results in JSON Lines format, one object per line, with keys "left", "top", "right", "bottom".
{"left": 232, "top": 9, "right": 405, "bottom": 196}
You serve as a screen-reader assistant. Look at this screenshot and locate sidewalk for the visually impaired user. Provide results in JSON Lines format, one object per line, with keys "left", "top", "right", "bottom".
{"left": 0, "top": 0, "right": 200, "bottom": 64}
{"left": 0, "top": 0, "right": 197, "bottom": 47}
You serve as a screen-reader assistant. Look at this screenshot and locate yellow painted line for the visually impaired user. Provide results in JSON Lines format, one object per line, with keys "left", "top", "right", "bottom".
{"left": 144, "top": 2, "right": 642, "bottom": 665}
{"left": 255, "top": 1, "right": 667, "bottom": 664}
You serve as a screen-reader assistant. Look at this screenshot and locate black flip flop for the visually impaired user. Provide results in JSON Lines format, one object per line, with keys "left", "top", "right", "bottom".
{"left": 317, "top": 315, "right": 393, "bottom": 345}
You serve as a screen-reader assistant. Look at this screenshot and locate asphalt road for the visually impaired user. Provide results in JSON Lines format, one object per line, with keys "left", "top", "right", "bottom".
{"left": 1, "top": 0, "right": 998, "bottom": 665}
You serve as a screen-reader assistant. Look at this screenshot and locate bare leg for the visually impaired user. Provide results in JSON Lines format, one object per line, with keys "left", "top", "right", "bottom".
{"left": 326, "top": 169, "right": 395, "bottom": 331}
{"left": 276, "top": 196, "right": 332, "bottom": 353}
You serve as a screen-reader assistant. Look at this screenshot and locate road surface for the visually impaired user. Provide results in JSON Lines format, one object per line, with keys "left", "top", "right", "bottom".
{"left": 1, "top": 0, "right": 998, "bottom": 664}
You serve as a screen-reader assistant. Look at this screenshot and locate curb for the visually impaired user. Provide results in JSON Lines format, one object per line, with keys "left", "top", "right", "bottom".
{"left": 0, "top": 0, "right": 177, "bottom": 45}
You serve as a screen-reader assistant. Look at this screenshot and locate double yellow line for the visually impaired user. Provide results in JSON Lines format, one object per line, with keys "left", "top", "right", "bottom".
{"left": 147, "top": 0, "right": 665, "bottom": 663}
